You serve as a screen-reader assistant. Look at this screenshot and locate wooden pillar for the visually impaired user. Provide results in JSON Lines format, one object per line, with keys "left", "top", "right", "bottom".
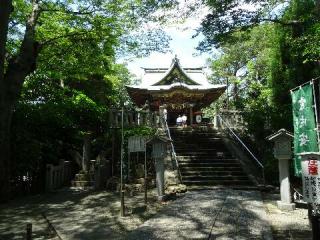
{"left": 189, "top": 105, "right": 193, "bottom": 125}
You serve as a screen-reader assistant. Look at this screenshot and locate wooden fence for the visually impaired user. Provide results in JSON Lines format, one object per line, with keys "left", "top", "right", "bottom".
{"left": 45, "top": 160, "right": 73, "bottom": 192}
{"left": 109, "top": 109, "right": 161, "bottom": 128}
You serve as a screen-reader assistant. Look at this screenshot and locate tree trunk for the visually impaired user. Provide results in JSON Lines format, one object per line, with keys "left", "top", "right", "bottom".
{"left": 0, "top": 0, "right": 13, "bottom": 202}
{"left": 0, "top": 1, "right": 40, "bottom": 200}
{"left": 82, "top": 133, "right": 91, "bottom": 172}
{"left": 0, "top": 98, "right": 14, "bottom": 202}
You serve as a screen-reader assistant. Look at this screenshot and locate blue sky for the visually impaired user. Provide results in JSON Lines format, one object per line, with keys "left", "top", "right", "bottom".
{"left": 124, "top": 7, "right": 212, "bottom": 79}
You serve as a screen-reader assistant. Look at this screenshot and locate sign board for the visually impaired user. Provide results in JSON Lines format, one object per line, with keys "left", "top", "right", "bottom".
{"left": 300, "top": 152, "right": 320, "bottom": 203}
{"left": 274, "top": 136, "right": 292, "bottom": 159}
{"left": 152, "top": 142, "right": 167, "bottom": 159}
{"left": 128, "top": 136, "right": 146, "bottom": 153}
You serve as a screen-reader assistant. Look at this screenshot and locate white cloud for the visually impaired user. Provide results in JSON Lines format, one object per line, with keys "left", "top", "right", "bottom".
{"left": 122, "top": 2, "right": 211, "bottom": 79}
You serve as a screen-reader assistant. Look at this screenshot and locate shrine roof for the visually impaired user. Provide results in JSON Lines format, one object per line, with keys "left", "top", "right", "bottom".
{"left": 130, "top": 56, "right": 219, "bottom": 89}
{"left": 127, "top": 82, "right": 225, "bottom": 91}
{"left": 126, "top": 56, "right": 226, "bottom": 109}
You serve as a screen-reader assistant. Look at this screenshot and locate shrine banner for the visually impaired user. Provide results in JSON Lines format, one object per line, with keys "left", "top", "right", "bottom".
{"left": 291, "top": 84, "right": 319, "bottom": 176}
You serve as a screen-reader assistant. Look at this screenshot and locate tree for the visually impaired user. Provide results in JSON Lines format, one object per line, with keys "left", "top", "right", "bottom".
{"left": 0, "top": 0, "right": 177, "bottom": 201}
{"left": 203, "top": 0, "right": 320, "bottom": 182}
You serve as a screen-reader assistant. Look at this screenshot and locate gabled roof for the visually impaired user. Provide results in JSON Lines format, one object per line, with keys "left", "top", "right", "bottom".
{"left": 129, "top": 56, "right": 225, "bottom": 90}
{"left": 126, "top": 56, "right": 227, "bottom": 109}
{"left": 267, "top": 129, "right": 294, "bottom": 141}
{"left": 150, "top": 57, "right": 200, "bottom": 86}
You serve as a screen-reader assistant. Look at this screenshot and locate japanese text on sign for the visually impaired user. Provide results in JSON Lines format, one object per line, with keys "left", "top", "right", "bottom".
{"left": 301, "top": 155, "right": 320, "bottom": 204}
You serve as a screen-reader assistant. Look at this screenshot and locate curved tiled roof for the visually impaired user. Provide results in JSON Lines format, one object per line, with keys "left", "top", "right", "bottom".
{"left": 126, "top": 56, "right": 226, "bottom": 109}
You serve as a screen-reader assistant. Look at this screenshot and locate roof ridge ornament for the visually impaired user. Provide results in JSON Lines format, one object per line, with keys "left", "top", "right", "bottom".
{"left": 171, "top": 54, "right": 180, "bottom": 66}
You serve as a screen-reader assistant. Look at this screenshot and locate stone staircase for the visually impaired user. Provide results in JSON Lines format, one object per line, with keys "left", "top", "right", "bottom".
{"left": 171, "top": 127, "right": 253, "bottom": 186}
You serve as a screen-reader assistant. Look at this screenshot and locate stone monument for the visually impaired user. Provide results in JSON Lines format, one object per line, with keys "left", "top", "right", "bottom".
{"left": 267, "top": 128, "right": 295, "bottom": 211}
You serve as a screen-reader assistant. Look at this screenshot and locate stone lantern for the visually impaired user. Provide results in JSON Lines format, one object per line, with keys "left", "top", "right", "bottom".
{"left": 148, "top": 134, "right": 171, "bottom": 201}
{"left": 267, "top": 128, "right": 295, "bottom": 211}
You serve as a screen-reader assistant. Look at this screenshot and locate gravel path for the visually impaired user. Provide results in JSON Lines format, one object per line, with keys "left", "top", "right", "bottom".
{"left": 0, "top": 188, "right": 166, "bottom": 240}
{"left": 1, "top": 188, "right": 312, "bottom": 240}
{"left": 262, "top": 192, "right": 312, "bottom": 240}
{"left": 127, "top": 189, "right": 273, "bottom": 240}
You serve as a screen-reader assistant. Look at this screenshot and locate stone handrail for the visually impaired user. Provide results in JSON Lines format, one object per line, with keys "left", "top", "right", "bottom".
{"left": 217, "top": 114, "right": 265, "bottom": 185}
{"left": 161, "top": 113, "right": 182, "bottom": 183}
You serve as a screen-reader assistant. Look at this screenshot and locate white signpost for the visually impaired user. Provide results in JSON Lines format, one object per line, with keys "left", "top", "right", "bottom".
{"left": 299, "top": 152, "right": 320, "bottom": 204}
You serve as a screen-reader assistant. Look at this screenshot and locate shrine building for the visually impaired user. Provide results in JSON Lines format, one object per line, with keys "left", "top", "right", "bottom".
{"left": 126, "top": 56, "right": 226, "bottom": 125}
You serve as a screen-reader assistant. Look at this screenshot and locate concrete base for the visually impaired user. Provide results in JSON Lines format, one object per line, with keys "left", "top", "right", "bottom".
{"left": 277, "top": 200, "right": 296, "bottom": 211}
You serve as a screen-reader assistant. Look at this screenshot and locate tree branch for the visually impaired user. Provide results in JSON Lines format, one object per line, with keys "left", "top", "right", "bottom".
{"left": 261, "top": 18, "right": 303, "bottom": 26}
{"left": 39, "top": 4, "right": 96, "bottom": 16}
{"left": 0, "top": 0, "right": 13, "bottom": 86}
{"left": 40, "top": 8, "right": 97, "bottom": 15}
{"left": 40, "top": 31, "right": 92, "bottom": 47}
{"left": 4, "top": 0, "right": 41, "bottom": 100}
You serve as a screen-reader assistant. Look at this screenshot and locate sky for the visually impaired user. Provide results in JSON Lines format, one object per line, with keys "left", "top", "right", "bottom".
{"left": 123, "top": 5, "right": 212, "bottom": 79}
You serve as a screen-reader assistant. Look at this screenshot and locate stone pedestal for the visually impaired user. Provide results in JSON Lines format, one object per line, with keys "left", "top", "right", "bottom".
{"left": 267, "top": 129, "right": 295, "bottom": 211}
{"left": 277, "top": 158, "right": 295, "bottom": 211}
{"left": 155, "top": 157, "right": 165, "bottom": 201}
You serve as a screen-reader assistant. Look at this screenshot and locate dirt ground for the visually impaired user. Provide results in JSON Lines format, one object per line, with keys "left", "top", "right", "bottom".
{"left": 262, "top": 192, "right": 312, "bottom": 240}
{"left": 0, "top": 188, "right": 314, "bottom": 240}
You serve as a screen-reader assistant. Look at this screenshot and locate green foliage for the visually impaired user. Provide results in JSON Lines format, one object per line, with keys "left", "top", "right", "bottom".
{"left": 10, "top": 74, "right": 112, "bottom": 188}
{"left": 124, "top": 126, "right": 156, "bottom": 138}
{"left": 203, "top": 0, "right": 320, "bottom": 184}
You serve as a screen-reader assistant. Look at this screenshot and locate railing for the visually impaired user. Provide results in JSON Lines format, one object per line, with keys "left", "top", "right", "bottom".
{"left": 161, "top": 115, "right": 182, "bottom": 182}
{"left": 217, "top": 115, "right": 265, "bottom": 185}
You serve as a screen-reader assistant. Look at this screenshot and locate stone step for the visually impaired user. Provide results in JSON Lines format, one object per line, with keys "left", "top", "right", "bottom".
{"left": 74, "top": 173, "right": 95, "bottom": 181}
{"left": 179, "top": 162, "right": 241, "bottom": 167}
{"left": 177, "top": 153, "right": 233, "bottom": 157}
{"left": 173, "top": 141, "right": 225, "bottom": 148}
{"left": 172, "top": 134, "right": 222, "bottom": 138}
{"left": 171, "top": 128, "right": 254, "bottom": 187}
{"left": 177, "top": 154, "right": 233, "bottom": 159}
{"left": 182, "top": 175, "right": 249, "bottom": 181}
{"left": 181, "top": 171, "right": 247, "bottom": 176}
{"left": 180, "top": 166, "right": 243, "bottom": 171}
{"left": 171, "top": 130, "right": 220, "bottom": 135}
{"left": 178, "top": 158, "right": 238, "bottom": 163}
{"left": 71, "top": 180, "right": 95, "bottom": 188}
{"left": 175, "top": 148, "right": 226, "bottom": 151}
{"left": 182, "top": 180, "right": 252, "bottom": 186}
{"left": 171, "top": 136, "right": 223, "bottom": 143}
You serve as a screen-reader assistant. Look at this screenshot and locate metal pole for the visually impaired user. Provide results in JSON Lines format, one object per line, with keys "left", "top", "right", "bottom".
{"left": 311, "top": 214, "right": 320, "bottom": 240}
{"left": 111, "top": 129, "right": 115, "bottom": 177}
{"left": 128, "top": 152, "right": 130, "bottom": 182}
{"left": 144, "top": 148, "right": 147, "bottom": 205}
{"left": 26, "top": 223, "right": 32, "bottom": 240}
{"left": 226, "top": 77, "right": 229, "bottom": 109}
{"left": 120, "top": 190, "right": 125, "bottom": 217}
{"left": 311, "top": 81, "right": 320, "bottom": 237}
{"left": 120, "top": 106, "right": 125, "bottom": 217}
{"left": 312, "top": 80, "right": 320, "bottom": 150}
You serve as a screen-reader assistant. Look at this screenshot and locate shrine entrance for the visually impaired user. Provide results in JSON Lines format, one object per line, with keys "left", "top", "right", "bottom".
{"left": 126, "top": 56, "right": 226, "bottom": 126}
